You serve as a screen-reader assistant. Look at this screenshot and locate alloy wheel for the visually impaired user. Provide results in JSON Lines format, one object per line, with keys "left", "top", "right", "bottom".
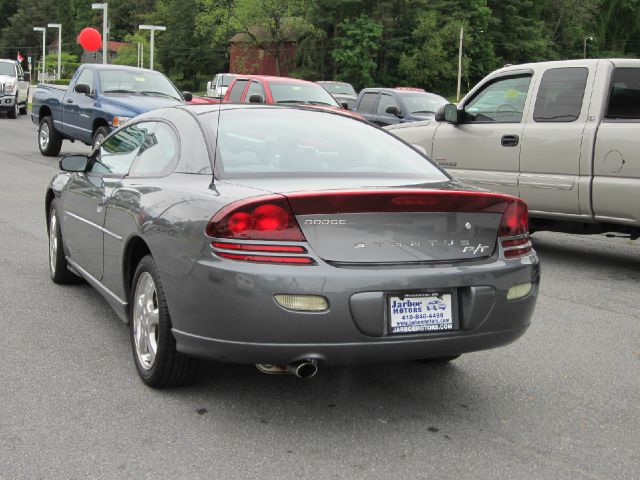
{"left": 132, "top": 272, "right": 160, "bottom": 370}
{"left": 40, "top": 122, "right": 50, "bottom": 151}
{"left": 49, "top": 210, "right": 57, "bottom": 276}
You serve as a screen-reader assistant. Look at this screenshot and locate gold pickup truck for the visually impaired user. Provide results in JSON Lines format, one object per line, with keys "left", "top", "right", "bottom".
{"left": 387, "top": 59, "right": 640, "bottom": 239}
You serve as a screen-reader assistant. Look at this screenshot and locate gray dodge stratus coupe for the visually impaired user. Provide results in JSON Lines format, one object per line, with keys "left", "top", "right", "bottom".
{"left": 45, "top": 104, "right": 539, "bottom": 387}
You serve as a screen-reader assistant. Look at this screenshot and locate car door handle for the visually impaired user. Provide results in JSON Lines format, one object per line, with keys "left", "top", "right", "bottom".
{"left": 66, "top": 99, "right": 74, "bottom": 104}
{"left": 501, "top": 134, "right": 519, "bottom": 147}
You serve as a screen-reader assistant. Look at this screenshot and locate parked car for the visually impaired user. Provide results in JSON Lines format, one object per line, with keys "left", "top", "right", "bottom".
{"left": 388, "top": 59, "right": 640, "bottom": 239}
{"left": 354, "top": 87, "right": 448, "bottom": 127}
{"left": 31, "top": 64, "right": 192, "bottom": 156}
{"left": 317, "top": 81, "right": 358, "bottom": 109}
{"left": 223, "top": 75, "right": 364, "bottom": 119}
{"left": 206, "top": 73, "right": 235, "bottom": 99}
{"left": 0, "top": 59, "right": 30, "bottom": 119}
{"left": 45, "top": 103, "right": 539, "bottom": 387}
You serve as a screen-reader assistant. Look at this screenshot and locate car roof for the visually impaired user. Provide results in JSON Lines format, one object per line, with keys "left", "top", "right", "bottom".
{"left": 317, "top": 81, "right": 352, "bottom": 85}
{"left": 81, "top": 64, "right": 158, "bottom": 74}
{"left": 231, "top": 75, "right": 318, "bottom": 85}
{"left": 0, "top": 59, "right": 17, "bottom": 64}
{"left": 177, "top": 103, "right": 361, "bottom": 118}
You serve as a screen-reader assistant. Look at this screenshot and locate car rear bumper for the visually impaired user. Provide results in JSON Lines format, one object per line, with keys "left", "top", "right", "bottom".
{"left": 165, "top": 251, "right": 540, "bottom": 365}
{"left": 173, "top": 324, "right": 530, "bottom": 365}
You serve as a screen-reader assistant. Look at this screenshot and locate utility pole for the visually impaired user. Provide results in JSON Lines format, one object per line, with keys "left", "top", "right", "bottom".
{"left": 92, "top": 3, "right": 108, "bottom": 64}
{"left": 139, "top": 25, "right": 166, "bottom": 70}
{"left": 32, "top": 27, "right": 46, "bottom": 81}
{"left": 47, "top": 24, "right": 62, "bottom": 79}
{"left": 457, "top": 25, "right": 464, "bottom": 102}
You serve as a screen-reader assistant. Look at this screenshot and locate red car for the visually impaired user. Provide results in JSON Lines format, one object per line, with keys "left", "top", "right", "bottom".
{"left": 223, "top": 75, "right": 363, "bottom": 119}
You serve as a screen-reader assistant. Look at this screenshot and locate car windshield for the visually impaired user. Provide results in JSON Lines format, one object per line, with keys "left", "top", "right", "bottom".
{"left": 400, "top": 92, "right": 448, "bottom": 114}
{"left": 100, "top": 70, "right": 181, "bottom": 100}
{"left": 319, "top": 82, "right": 356, "bottom": 96}
{"left": 206, "top": 107, "right": 447, "bottom": 180}
{"left": 269, "top": 82, "right": 340, "bottom": 106}
{"left": 0, "top": 62, "right": 16, "bottom": 76}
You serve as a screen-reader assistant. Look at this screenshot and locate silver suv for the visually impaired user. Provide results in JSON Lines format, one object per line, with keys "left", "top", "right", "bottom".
{"left": 0, "top": 59, "right": 30, "bottom": 119}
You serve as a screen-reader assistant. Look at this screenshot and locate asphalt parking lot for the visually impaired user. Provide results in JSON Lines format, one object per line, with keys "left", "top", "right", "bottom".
{"left": 0, "top": 113, "right": 638, "bottom": 479}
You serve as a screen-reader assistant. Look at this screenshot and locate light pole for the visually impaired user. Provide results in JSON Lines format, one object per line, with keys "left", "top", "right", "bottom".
{"left": 139, "top": 25, "right": 166, "bottom": 70}
{"left": 33, "top": 27, "right": 46, "bottom": 81}
{"left": 48, "top": 23, "right": 61, "bottom": 79}
{"left": 584, "top": 36, "right": 593, "bottom": 59}
{"left": 91, "top": 2, "right": 108, "bottom": 64}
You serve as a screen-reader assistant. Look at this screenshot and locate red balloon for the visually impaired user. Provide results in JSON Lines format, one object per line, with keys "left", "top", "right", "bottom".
{"left": 78, "top": 27, "right": 102, "bottom": 52}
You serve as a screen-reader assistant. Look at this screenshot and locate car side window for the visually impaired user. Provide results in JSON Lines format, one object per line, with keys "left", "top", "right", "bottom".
{"left": 228, "top": 80, "right": 248, "bottom": 102}
{"left": 130, "top": 123, "right": 179, "bottom": 177}
{"left": 377, "top": 94, "right": 400, "bottom": 116}
{"left": 245, "top": 81, "right": 265, "bottom": 102}
{"left": 464, "top": 75, "right": 532, "bottom": 123}
{"left": 75, "top": 69, "right": 94, "bottom": 94}
{"left": 91, "top": 122, "right": 154, "bottom": 175}
{"left": 358, "top": 92, "right": 379, "bottom": 113}
{"left": 606, "top": 67, "right": 640, "bottom": 119}
{"left": 533, "top": 68, "right": 588, "bottom": 122}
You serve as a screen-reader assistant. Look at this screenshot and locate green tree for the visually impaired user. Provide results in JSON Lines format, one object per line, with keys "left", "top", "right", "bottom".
{"left": 331, "top": 14, "right": 382, "bottom": 89}
{"left": 44, "top": 51, "right": 80, "bottom": 78}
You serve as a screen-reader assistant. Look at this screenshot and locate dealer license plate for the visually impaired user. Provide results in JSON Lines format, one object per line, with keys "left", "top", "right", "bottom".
{"left": 388, "top": 293, "right": 454, "bottom": 334}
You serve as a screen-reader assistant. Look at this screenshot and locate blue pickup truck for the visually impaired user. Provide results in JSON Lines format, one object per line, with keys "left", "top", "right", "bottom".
{"left": 31, "top": 64, "right": 192, "bottom": 156}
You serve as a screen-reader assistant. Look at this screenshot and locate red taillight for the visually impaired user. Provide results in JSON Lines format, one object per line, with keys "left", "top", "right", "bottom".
{"left": 216, "top": 253, "right": 314, "bottom": 264}
{"left": 211, "top": 242, "right": 307, "bottom": 253}
{"left": 498, "top": 199, "right": 532, "bottom": 258}
{"left": 206, "top": 195, "right": 305, "bottom": 241}
{"left": 498, "top": 199, "right": 528, "bottom": 237}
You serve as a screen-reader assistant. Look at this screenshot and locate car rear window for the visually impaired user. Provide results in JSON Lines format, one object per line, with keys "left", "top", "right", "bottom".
{"left": 400, "top": 92, "right": 448, "bottom": 115}
{"left": 269, "top": 82, "right": 339, "bottom": 106}
{"left": 205, "top": 107, "right": 447, "bottom": 180}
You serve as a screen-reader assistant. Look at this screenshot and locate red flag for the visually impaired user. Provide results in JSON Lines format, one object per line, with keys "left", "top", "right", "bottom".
{"left": 17, "top": 52, "right": 24, "bottom": 62}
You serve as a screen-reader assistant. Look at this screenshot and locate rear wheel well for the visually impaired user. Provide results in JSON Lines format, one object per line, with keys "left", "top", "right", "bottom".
{"left": 124, "top": 237, "right": 151, "bottom": 308}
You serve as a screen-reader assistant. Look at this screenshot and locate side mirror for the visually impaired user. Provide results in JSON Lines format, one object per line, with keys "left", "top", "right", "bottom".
{"left": 385, "top": 105, "right": 402, "bottom": 117}
{"left": 60, "top": 155, "right": 89, "bottom": 172}
{"left": 435, "top": 103, "right": 460, "bottom": 123}
{"left": 75, "top": 83, "right": 91, "bottom": 95}
{"left": 340, "top": 101, "right": 349, "bottom": 110}
{"left": 24, "top": 71, "right": 31, "bottom": 82}
{"left": 248, "top": 94, "right": 264, "bottom": 104}
{"left": 207, "top": 81, "right": 212, "bottom": 91}
{"left": 182, "top": 91, "right": 193, "bottom": 102}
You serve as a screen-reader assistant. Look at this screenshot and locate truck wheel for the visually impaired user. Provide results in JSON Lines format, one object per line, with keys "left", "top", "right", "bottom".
{"left": 7, "top": 96, "right": 18, "bottom": 119}
{"left": 39, "top": 116, "right": 63, "bottom": 156}
{"left": 92, "top": 126, "right": 110, "bottom": 150}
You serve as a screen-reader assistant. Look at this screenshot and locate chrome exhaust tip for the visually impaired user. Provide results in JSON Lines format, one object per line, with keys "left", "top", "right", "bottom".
{"left": 287, "top": 359, "right": 318, "bottom": 379}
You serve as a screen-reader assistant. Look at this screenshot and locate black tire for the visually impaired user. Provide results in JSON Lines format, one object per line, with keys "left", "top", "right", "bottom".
{"left": 39, "top": 116, "right": 63, "bottom": 156}
{"left": 92, "top": 126, "right": 110, "bottom": 150}
{"left": 48, "top": 201, "right": 81, "bottom": 284}
{"left": 19, "top": 101, "right": 28, "bottom": 115}
{"left": 417, "top": 355, "right": 461, "bottom": 364}
{"left": 130, "top": 255, "right": 199, "bottom": 388}
{"left": 7, "top": 96, "right": 18, "bottom": 119}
